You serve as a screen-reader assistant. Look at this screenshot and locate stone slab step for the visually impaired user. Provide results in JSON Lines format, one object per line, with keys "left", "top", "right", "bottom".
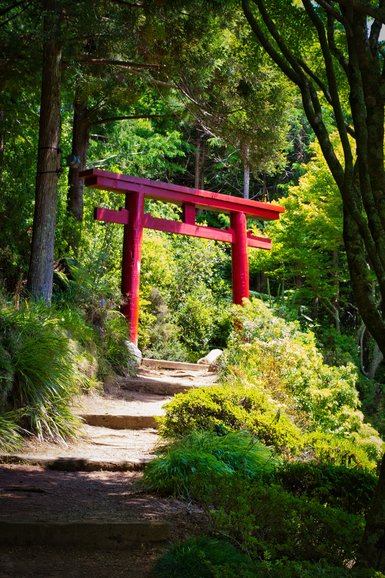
{"left": 0, "top": 520, "right": 170, "bottom": 549}
{"left": 0, "top": 454, "right": 150, "bottom": 471}
{"left": 0, "top": 426, "right": 159, "bottom": 472}
{"left": 120, "top": 376, "right": 194, "bottom": 395}
{"left": 142, "top": 357, "right": 206, "bottom": 371}
{"left": 80, "top": 414, "right": 159, "bottom": 429}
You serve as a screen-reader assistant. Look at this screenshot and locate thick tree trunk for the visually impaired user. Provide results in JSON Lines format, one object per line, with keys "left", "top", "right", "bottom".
{"left": 27, "top": 0, "right": 62, "bottom": 302}
{"left": 358, "top": 455, "right": 385, "bottom": 570}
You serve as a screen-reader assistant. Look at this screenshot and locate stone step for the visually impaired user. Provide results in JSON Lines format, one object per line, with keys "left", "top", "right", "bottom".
{"left": 142, "top": 357, "right": 205, "bottom": 371}
{"left": 0, "top": 425, "right": 159, "bottom": 472}
{"left": 0, "top": 520, "right": 169, "bottom": 549}
{"left": 80, "top": 413, "right": 159, "bottom": 429}
{"left": 120, "top": 376, "right": 194, "bottom": 395}
{"left": 0, "top": 454, "right": 151, "bottom": 471}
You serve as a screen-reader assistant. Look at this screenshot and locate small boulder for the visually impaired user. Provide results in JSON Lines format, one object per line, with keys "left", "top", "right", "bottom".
{"left": 197, "top": 349, "right": 223, "bottom": 368}
{"left": 126, "top": 341, "right": 142, "bottom": 370}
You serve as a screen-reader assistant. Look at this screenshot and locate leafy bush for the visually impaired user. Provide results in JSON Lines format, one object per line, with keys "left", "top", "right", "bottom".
{"left": 160, "top": 385, "right": 304, "bottom": 455}
{"left": 143, "top": 430, "right": 276, "bottom": 497}
{"left": 276, "top": 461, "right": 378, "bottom": 515}
{"left": 204, "top": 477, "right": 363, "bottom": 565}
{"left": 307, "top": 431, "right": 378, "bottom": 471}
{"left": 0, "top": 302, "right": 82, "bottom": 441}
{"left": 154, "top": 536, "right": 258, "bottom": 578}
{"left": 220, "top": 299, "right": 383, "bottom": 467}
{"left": 154, "top": 538, "right": 384, "bottom": 578}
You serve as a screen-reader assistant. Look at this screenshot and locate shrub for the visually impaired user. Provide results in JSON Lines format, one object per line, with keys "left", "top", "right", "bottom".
{"left": 143, "top": 430, "right": 276, "bottom": 498}
{"left": 220, "top": 299, "right": 383, "bottom": 467}
{"left": 307, "top": 431, "right": 379, "bottom": 471}
{"left": 160, "top": 385, "right": 304, "bottom": 455}
{"left": 276, "top": 461, "right": 378, "bottom": 515}
{"left": 154, "top": 536, "right": 258, "bottom": 578}
{"left": 204, "top": 477, "right": 363, "bottom": 565}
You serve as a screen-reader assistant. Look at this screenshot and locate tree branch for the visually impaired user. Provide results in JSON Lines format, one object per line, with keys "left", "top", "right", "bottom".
{"left": 242, "top": 0, "right": 301, "bottom": 84}
{"left": 337, "top": 0, "right": 385, "bottom": 23}
{"left": 0, "top": 0, "right": 31, "bottom": 27}
{"left": 326, "top": 13, "right": 349, "bottom": 74}
{"left": 302, "top": 0, "right": 353, "bottom": 169}
{"left": 77, "top": 57, "right": 161, "bottom": 69}
{"left": 90, "top": 113, "right": 169, "bottom": 125}
{"left": 0, "top": 0, "right": 27, "bottom": 17}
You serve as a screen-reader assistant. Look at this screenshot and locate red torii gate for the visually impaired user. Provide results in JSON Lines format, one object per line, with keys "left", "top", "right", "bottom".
{"left": 81, "top": 169, "right": 285, "bottom": 345}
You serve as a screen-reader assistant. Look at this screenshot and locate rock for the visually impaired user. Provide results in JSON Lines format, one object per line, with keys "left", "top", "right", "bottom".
{"left": 126, "top": 341, "right": 142, "bottom": 369}
{"left": 197, "top": 349, "right": 223, "bottom": 367}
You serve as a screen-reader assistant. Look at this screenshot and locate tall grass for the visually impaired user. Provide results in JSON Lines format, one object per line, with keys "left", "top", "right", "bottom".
{"left": 0, "top": 301, "right": 81, "bottom": 444}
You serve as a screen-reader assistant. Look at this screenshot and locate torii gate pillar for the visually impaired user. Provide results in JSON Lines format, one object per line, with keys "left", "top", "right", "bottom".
{"left": 231, "top": 211, "right": 249, "bottom": 305}
{"left": 121, "top": 191, "right": 145, "bottom": 344}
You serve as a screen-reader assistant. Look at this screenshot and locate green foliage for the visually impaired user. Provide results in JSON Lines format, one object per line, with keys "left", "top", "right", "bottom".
{"left": 221, "top": 299, "right": 383, "bottom": 467}
{"left": 205, "top": 477, "right": 363, "bottom": 565}
{"left": 143, "top": 430, "right": 276, "bottom": 498}
{"left": 0, "top": 413, "right": 23, "bottom": 452}
{"left": 0, "top": 301, "right": 81, "bottom": 441}
{"left": 276, "top": 461, "right": 377, "bottom": 515}
{"left": 154, "top": 536, "right": 258, "bottom": 578}
{"left": 155, "top": 537, "right": 384, "bottom": 578}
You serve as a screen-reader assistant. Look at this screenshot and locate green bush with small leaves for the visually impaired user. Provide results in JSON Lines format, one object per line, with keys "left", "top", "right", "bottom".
{"left": 160, "top": 385, "right": 304, "bottom": 455}
{"left": 203, "top": 477, "right": 363, "bottom": 565}
{"left": 276, "top": 461, "right": 377, "bottom": 515}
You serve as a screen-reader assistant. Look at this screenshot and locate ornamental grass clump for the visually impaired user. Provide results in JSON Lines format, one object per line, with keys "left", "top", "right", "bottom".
{"left": 0, "top": 301, "right": 82, "bottom": 444}
{"left": 143, "top": 430, "right": 277, "bottom": 498}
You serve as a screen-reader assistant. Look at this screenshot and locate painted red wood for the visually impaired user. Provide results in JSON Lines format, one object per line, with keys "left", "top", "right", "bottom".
{"left": 231, "top": 212, "right": 249, "bottom": 304}
{"left": 144, "top": 214, "right": 233, "bottom": 243}
{"left": 94, "top": 207, "right": 129, "bottom": 225}
{"left": 247, "top": 232, "right": 272, "bottom": 250}
{"left": 121, "top": 191, "right": 145, "bottom": 345}
{"left": 182, "top": 203, "right": 196, "bottom": 225}
{"left": 94, "top": 208, "right": 272, "bottom": 248}
{"left": 81, "top": 170, "right": 284, "bottom": 220}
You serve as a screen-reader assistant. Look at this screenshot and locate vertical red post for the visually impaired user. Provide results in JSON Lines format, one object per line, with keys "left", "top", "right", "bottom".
{"left": 121, "top": 191, "right": 145, "bottom": 345}
{"left": 231, "top": 211, "right": 249, "bottom": 304}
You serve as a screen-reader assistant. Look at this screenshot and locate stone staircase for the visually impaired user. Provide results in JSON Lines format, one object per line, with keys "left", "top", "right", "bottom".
{"left": 0, "top": 359, "right": 215, "bottom": 577}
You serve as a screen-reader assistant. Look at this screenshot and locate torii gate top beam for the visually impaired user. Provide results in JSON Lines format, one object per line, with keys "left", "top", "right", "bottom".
{"left": 81, "top": 169, "right": 285, "bottom": 221}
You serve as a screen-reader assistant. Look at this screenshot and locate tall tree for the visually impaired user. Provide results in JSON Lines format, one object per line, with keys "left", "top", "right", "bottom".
{"left": 241, "top": 0, "right": 385, "bottom": 569}
{"left": 27, "top": 0, "right": 62, "bottom": 301}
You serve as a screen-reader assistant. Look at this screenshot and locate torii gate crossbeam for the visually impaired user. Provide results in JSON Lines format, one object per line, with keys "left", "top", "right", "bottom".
{"left": 81, "top": 169, "right": 285, "bottom": 345}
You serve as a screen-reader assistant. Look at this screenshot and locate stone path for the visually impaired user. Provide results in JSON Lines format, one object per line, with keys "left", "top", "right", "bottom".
{"left": 0, "top": 359, "right": 215, "bottom": 577}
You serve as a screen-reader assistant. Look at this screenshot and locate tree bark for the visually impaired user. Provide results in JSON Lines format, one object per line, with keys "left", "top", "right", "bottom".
{"left": 67, "top": 97, "right": 89, "bottom": 223}
{"left": 243, "top": 144, "right": 250, "bottom": 199}
{"left": 27, "top": 0, "right": 62, "bottom": 302}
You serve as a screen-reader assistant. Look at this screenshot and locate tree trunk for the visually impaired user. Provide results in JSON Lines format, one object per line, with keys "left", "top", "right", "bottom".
{"left": 243, "top": 145, "right": 250, "bottom": 199}
{"left": 358, "top": 455, "right": 385, "bottom": 570}
{"left": 194, "top": 135, "right": 201, "bottom": 189}
{"left": 27, "top": 0, "right": 62, "bottom": 302}
{"left": 67, "top": 97, "right": 89, "bottom": 221}
{"left": 65, "top": 97, "right": 90, "bottom": 254}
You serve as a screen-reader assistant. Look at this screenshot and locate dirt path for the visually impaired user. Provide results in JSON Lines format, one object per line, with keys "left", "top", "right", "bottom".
{"left": 0, "top": 359, "right": 215, "bottom": 577}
